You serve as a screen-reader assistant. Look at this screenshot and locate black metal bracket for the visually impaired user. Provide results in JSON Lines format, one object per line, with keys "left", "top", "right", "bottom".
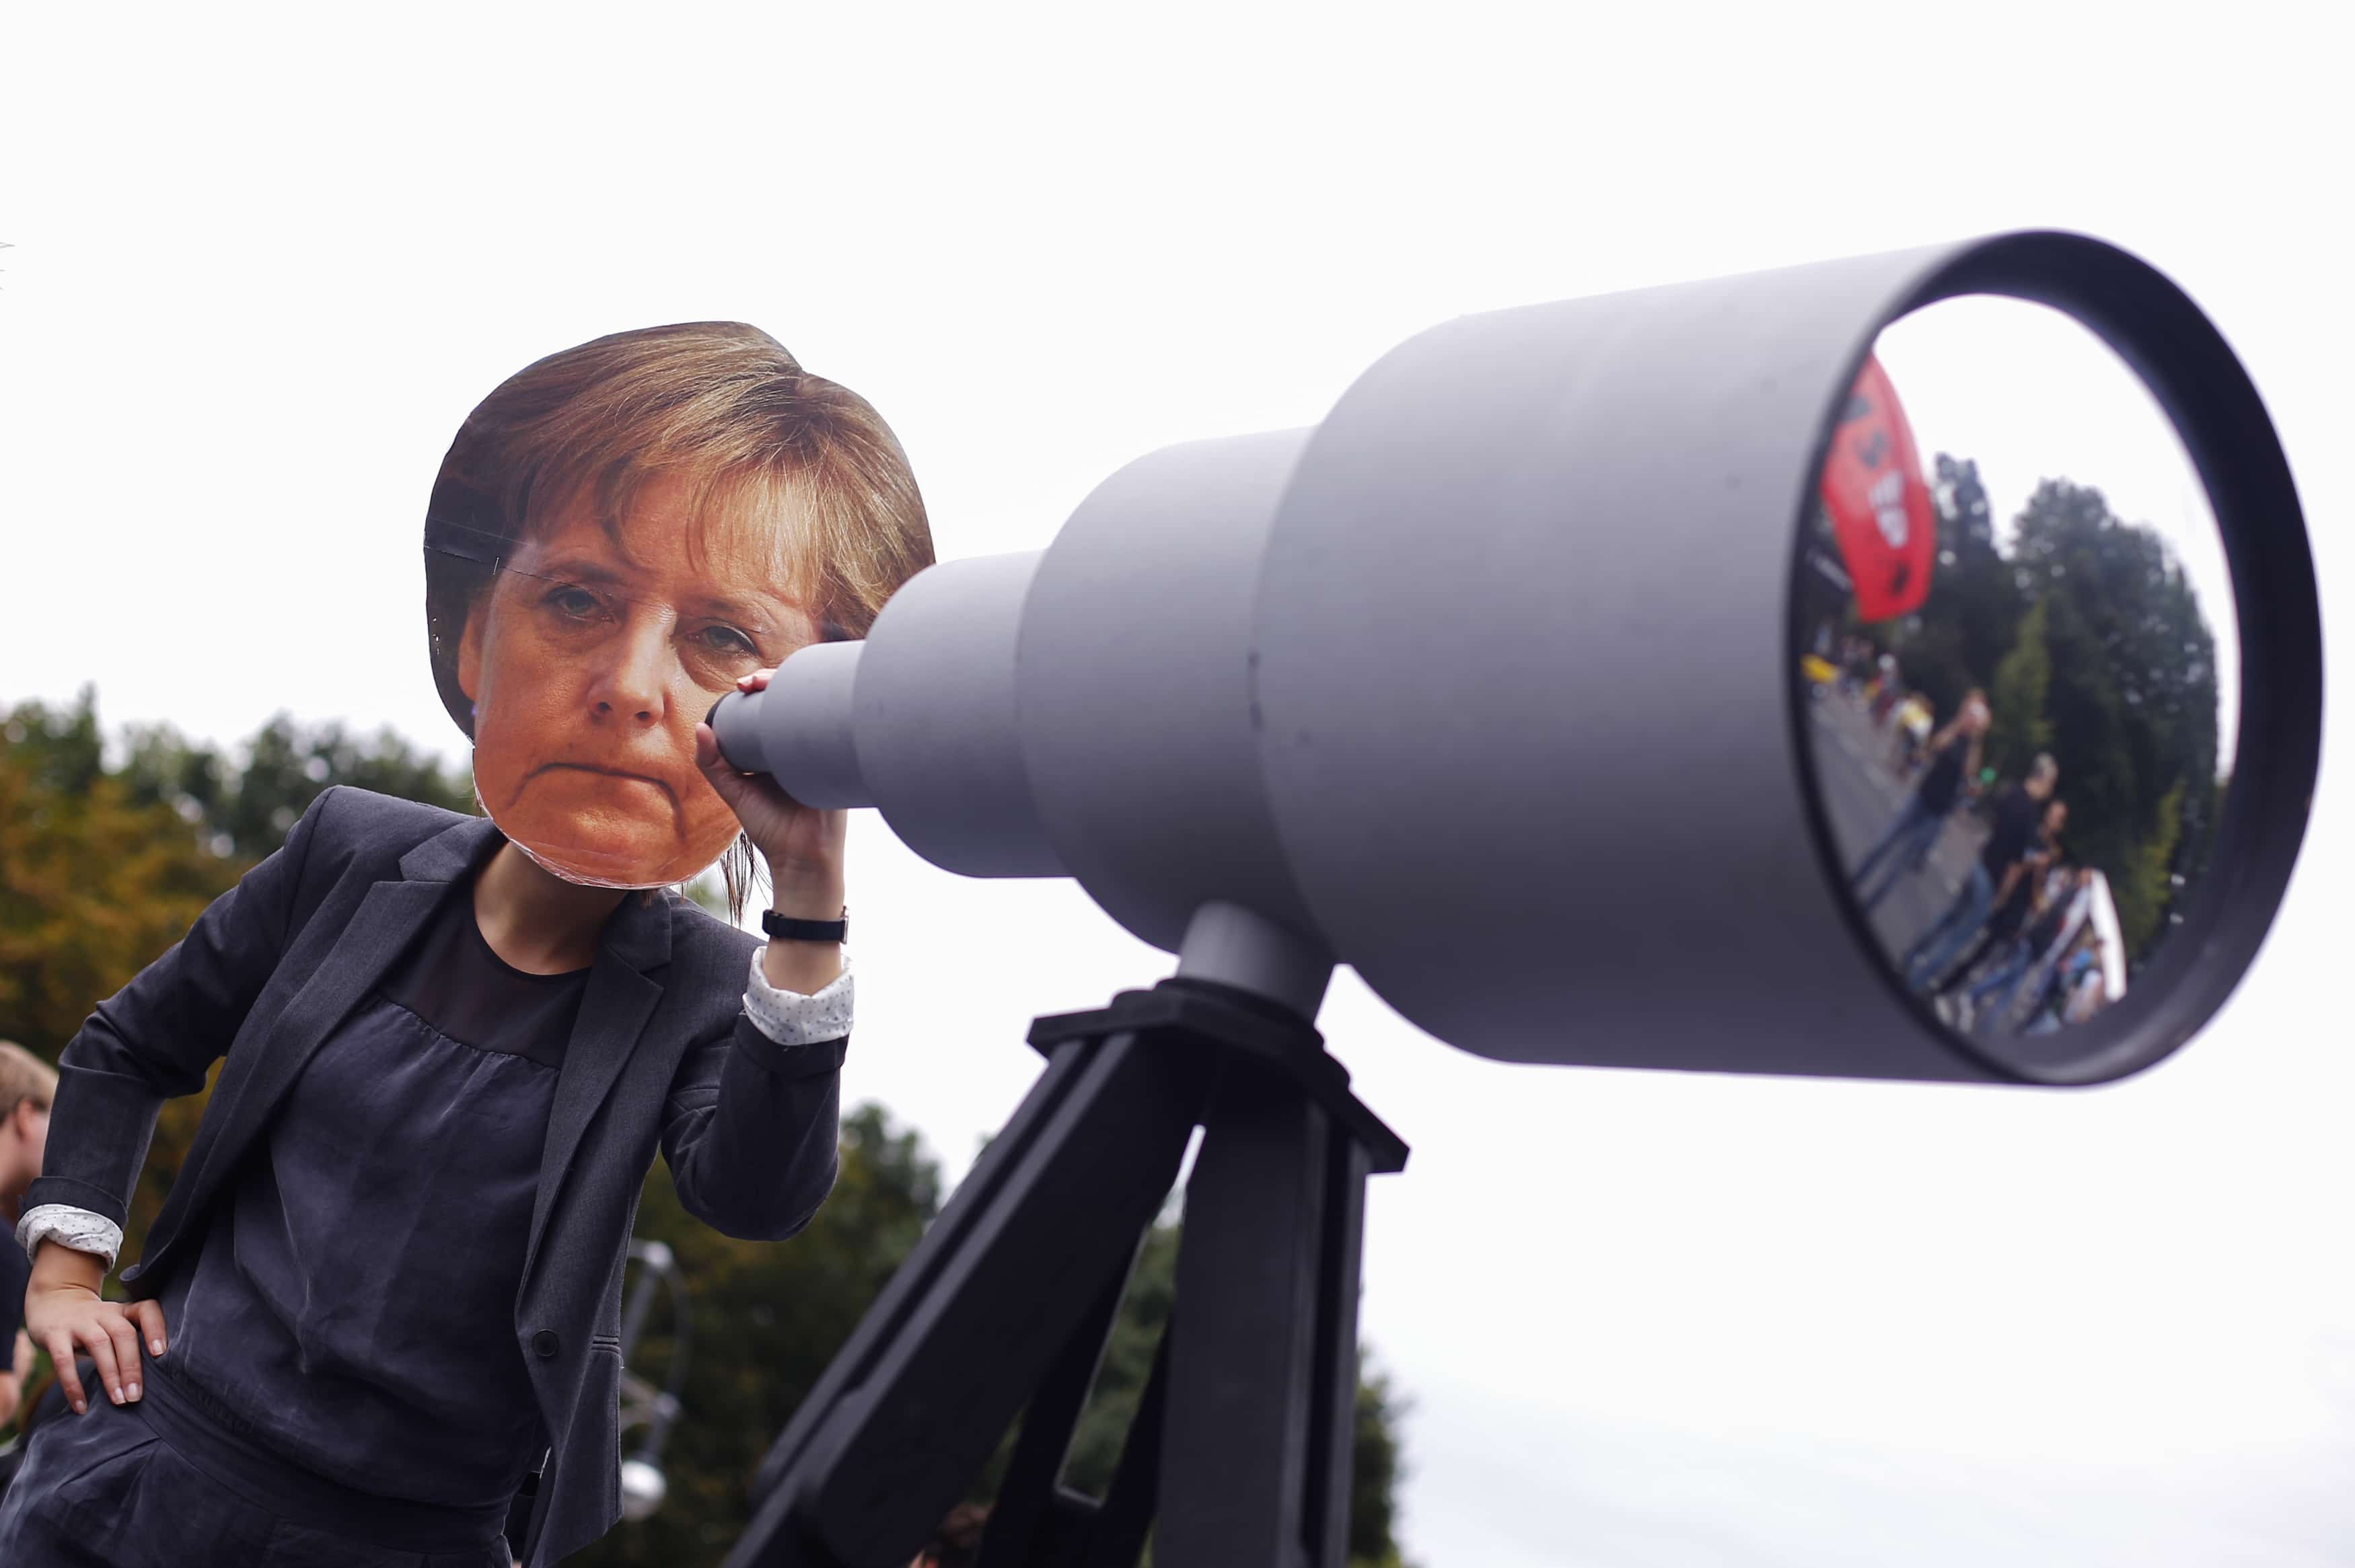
{"left": 1028, "top": 981, "right": 1408, "bottom": 1176}
{"left": 723, "top": 975, "right": 1408, "bottom": 1568}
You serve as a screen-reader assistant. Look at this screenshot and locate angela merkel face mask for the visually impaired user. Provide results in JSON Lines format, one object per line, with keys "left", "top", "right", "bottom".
{"left": 422, "top": 322, "right": 933, "bottom": 889}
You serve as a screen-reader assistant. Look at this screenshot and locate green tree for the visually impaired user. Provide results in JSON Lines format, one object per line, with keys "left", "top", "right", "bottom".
{"left": 1891, "top": 454, "right": 2022, "bottom": 720}
{"left": 1858, "top": 468, "right": 2226, "bottom": 971}
{"left": 1348, "top": 1367, "right": 1412, "bottom": 1568}
{"left": 592, "top": 1160, "right": 1417, "bottom": 1568}
{"left": 583, "top": 1104, "right": 945, "bottom": 1565}
{"left": 114, "top": 709, "right": 476, "bottom": 859}
{"left": 2116, "top": 777, "right": 2187, "bottom": 959}
{"left": 1060, "top": 1221, "right": 1180, "bottom": 1497}
{"left": 1, "top": 694, "right": 248, "bottom": 1267}
{"left": 1933, "top": 455, "right": 2025, "bottom": 693}
{"left": 1983, "top": 596, "right": 2054, "bottom": 780}
{"left": 2005, "top": 479, "right": 2222, "bottom": 965}
{"left": 1051, "top": 1218, "right": 1412, "bottom": 1568}
{"left": 0, "top": 694, "right": 241, "bottom": 1064}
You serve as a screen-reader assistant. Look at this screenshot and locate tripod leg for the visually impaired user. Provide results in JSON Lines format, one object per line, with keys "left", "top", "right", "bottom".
{"left": 1076, "top": 1317, "right": 1169, "bottom": 1568}
{"left": 974, "top": 1242, "right": 1139, "bottom": 1568}
{"left": 747, "top": 1036, "right": 1108, "bottom": 1504}
{"left": 1155, "top": 1058, "right": 1354, "bottom": 1568}
{"left": 729, "top": 1029, "right": 1207, "bottom": 1568}
{"left": 1304, "top": 1135, "right": 1372, "bottom": 1567}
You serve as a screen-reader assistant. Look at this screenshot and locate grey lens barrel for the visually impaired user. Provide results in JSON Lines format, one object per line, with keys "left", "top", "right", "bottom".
{"left": 711, "top": 642, "right": 865, "bottom": 800}
{"left": 714, "top": 554, "right": 1065, "bottom": 879}
{"left": 709, "top": 231, "right": 2320, "bottom": 1085}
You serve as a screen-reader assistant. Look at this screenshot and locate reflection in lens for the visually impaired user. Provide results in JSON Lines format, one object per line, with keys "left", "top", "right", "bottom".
{"left": 1797, "top": 296, "right": 2236, "bottom": 1061}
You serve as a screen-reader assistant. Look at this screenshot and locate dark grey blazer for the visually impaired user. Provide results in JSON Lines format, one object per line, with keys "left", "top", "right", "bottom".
{"left": 26, "top": 786, "right": 845, "bottom": 1565}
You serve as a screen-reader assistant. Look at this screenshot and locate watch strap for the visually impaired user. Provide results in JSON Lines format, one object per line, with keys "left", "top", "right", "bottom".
{"left": 762, "top": 909, "right": 848, "bottom": 944}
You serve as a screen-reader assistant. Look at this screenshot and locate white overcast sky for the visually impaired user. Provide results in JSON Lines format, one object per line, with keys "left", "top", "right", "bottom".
{"left": 3, "top": 6, "right": 2349, "bottom": 1567}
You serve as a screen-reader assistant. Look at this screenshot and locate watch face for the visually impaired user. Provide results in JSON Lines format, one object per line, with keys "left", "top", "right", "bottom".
{"left": 423, "top": 322, "right": 934, "bottom": 889}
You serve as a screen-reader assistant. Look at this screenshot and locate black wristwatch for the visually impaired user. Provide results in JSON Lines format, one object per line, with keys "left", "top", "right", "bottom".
{"left": 762, "top": 908, "right": 848, "bottom": 944}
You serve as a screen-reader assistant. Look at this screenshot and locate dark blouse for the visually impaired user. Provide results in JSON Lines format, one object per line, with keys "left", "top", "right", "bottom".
{"left": 150, "top": 886, "right": 586, "bottom": 1507}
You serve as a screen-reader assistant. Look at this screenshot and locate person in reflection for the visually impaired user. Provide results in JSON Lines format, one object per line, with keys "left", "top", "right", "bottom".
{"left": 1840, "top": 637, "right": 1877, "bottom": 699}
{"left": 1901, "top": 753, "right": 2060, "bottom": 994}
{"left": 1952, "top": 859, "right": 2082, "bottom": 1033}
{"left": 2050, "top": 940, "right": 2115, "bottom": 1030}
{"left": 1887, "top": 691, "right": 1936, "bottom": 780}
{"left": 1926, "top": 798, "right": 2068, "bottom": 1005}
{"left": 2013, "top": 927, "right": 2106, "bottom": 1037}
{"left": 1850, "top": 690, "right": 1988, "bottom": 912}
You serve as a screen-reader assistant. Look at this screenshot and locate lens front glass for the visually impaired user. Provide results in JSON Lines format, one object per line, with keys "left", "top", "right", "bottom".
{"left": 1797, "top": 295, "right": 2238, "bottom": 1067}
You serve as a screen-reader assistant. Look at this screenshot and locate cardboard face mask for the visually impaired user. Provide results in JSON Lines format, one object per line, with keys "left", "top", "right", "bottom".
{"left": 422, "top": 322, "right": 934, "bottom": 890}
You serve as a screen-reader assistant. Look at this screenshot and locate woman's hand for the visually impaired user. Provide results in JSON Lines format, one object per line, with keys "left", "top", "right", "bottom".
{"left": 24, "top": 1242, "right": 167, "bottom": 1414}
{"left": 694, "top": 669, "right": 849, "bottom": 908}
{"left": 696, "top": 667, "right": 848, "bottom": 995}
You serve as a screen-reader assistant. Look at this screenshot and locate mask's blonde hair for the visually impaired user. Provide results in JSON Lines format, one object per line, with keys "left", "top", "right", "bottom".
{"left": 423, "top": 322, "right": 936, "bottom": 917}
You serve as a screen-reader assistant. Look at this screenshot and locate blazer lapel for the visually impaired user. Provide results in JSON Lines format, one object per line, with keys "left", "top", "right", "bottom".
{"left": 521, "top": 890, "right": 672, "bottom": 1289}
{"left": 209, "top": 815, "right": 506, "bottom": 1158}
{"left": 242, "top": 881, "right": 450, "bottom": 1107}
{"left": 129, "top": 815, "right": 500, "bottom": 1285}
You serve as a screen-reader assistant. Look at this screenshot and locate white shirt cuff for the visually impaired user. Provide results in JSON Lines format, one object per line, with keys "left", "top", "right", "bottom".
{"left": 16, "top": 1204, "right": 124, "bottom": 1273}
{"left": 743, "top": 946, "right": 855, "bottom": 1047}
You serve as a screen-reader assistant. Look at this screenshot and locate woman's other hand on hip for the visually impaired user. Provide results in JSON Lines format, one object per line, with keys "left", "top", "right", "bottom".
{"left": 24, "top": 1242, "right": 167, "bottom": 1413}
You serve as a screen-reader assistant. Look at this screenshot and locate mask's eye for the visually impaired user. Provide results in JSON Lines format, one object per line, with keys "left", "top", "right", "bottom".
{"left": 680, "top": 622, "right": 765, "bottom": 690}
{"left": 694, "top": 624, "right": 759, "bottom": 658}
{"left": 543, "top": 583, "right": 606, "bottom": 620}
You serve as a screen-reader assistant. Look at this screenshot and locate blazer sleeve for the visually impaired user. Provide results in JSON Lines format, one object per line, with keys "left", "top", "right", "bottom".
{"left": 658, "top": 1011, "right": 845, "bottom": 1243}
{"left": 20, "top": 788, "right": 334, "bottom": 1228}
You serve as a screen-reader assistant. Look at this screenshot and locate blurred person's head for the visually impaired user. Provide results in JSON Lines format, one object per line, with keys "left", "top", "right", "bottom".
{"left": 0, "top": 1041, "right": 57, "bottom": 1205}
{"left": 425, "top": 322, "right": 935, "bottom": 889}
{"left": 2025, "top": 753, "right": 2060, "bottom": 799}
{"left": 2043, "top": 798, "right": 2070, "bottom": 836}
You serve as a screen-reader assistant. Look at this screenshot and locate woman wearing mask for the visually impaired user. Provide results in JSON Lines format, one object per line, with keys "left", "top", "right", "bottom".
{"left": 1, "top": 323, "right": 934, "bottom": 1567}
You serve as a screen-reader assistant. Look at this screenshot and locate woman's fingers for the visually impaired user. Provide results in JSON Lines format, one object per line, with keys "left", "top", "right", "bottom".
{"left": 80, "top": 1322, "right": 124, "bottom": 1407}
{"left": 696, "top": 722, "right": 809, "bottom": 819}
{"left": 693, "top": 722, "right": 732, "bottom": 780}
{"left": 700, "top": 666, "right": 780, "bottom": 785}
{"left": 694, "top": 725, "right": 755, "bottom": 805}
{"left": 103, "top": 1313, "right": 143, "bottom": 1401}
{"left": 44, "top": 1331, "right": 87, "bottom": 1414}
{"left": 132, "top": 1299, "right": 169, "bottom": 1358}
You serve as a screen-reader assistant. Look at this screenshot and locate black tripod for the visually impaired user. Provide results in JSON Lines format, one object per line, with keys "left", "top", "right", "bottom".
{"left": 723, "top": 963, "right": 1407, "bottom": 1568}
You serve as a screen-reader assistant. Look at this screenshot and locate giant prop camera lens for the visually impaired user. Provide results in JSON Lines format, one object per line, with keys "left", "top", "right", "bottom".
{"left": 717, "top": 235, "right": 2325, "bottom": 1568}
{"left": 713, "top": 231, "right": 2321, "bottom": 1086}
{"left": 1801, "top": 296, "right": 2244, "bottom": 1077}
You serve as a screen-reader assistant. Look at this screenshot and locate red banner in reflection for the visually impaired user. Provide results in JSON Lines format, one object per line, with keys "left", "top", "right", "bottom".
{"left": 1821, "top": 355, "right": 1935, "bottom": 622}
